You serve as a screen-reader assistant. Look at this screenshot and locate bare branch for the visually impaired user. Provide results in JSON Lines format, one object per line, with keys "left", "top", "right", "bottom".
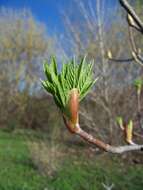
{"left": 133, "top": 131, "right": 143, "bottom": 139}
{"left": 107, "top": 15, "right": 143, "bottom": 65}
{"left": 63, "top": 115, "right": 143, "bottom": 154}
{"left": 119, "top": 0, "right": 143, "bottom": 32}
{"left": 127, "top": 14, "right": 141, "bottom": 32}
{"left": 126, "top": 19, "right": 143, "bottom": 66}
{"left": 107, "top": 1, "right": 143, "bottom": 65}
{"left": 108, "top": 57, "right": 134, "bottom": 63}
{"left": 128, "top": 25, "right": 137, "bottom": 53}
{"left": 75, "top": 124, "right": 143, "bottom": 154}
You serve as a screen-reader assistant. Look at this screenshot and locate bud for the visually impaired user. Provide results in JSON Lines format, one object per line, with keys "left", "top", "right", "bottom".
{"left": 116, "top": 116, "right": 124, "bottom": 130}
{"left": 126, "top": 120, "right": 134, "bottom": 145}
{"left": 68, "top": 88, "right": 79, "bottom": 126}
{"left": 63, "top": 88, "right": 79, "bottom": 133}
{"left": 127, "top": 14, "right": 136, "bottom": 27}
{"left": 107, "top": 50, "right": 112, "bottom": 59}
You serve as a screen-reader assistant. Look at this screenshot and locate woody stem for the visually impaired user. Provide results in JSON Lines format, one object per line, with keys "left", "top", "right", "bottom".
{"left": 64, "top": 122, "right": 143, "bottom": 154}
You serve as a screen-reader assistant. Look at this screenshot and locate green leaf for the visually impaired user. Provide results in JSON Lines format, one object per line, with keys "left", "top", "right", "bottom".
{"left": 43, "top": 61, "right": 53, "bottom": 83}
{"left": 50, "top": 56, "right": 58, "bottom": 75}
{"left": 80, "top": 78, "right": 98, "bottom": 101}
{"left": 42, "top": 55, "right": 97, "bottom": 111}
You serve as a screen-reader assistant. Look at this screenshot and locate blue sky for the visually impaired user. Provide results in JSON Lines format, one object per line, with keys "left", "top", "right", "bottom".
{"left": 0, "top": 0, "right": 71, "bottom": 34}
{"left": 0, "top": 0, "right": 118, "bottom": 36}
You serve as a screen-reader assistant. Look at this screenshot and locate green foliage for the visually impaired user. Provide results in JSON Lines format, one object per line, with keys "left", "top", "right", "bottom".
{"left": 0, "top": 131, "right": 48, "bottom": 190}
{"left": 116, "top": 116, "right": 123, "bottom": 127}
{"left": 42, "top": 56, "right": 98, "bottom": 111}
{"left": 47, "top": 155, "right": 143, "bottom": 190}
{"left": 0, "top": 130, "right": 143, "bottom": 190}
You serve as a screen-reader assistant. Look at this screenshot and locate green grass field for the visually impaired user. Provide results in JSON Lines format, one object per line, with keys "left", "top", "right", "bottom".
{"left": 0, "top": 130, "right": 143, "bottom": 190}
{"left": 0, "top": 131, "right": 49, "bottom": 190}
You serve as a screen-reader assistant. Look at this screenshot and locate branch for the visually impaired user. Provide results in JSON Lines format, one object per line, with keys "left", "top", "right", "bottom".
{"left": 107, "top": 48, "right": 143, "bottom": 66}
{"left": 127, "top": 14, "right": 141, "bottom": 32}
{"left": 108, "top": 57, "right": 134, "bottom": 63}
{"left": 128, "top": 25, "right": 137, "bottom": 53}
{"left": 111, "top": 1, "right": 143, "bottom": 66}
{"left": 76, "top": 124, "right": 143, "bottom": 154}
{"left": 119, "top": 0, "right": 143, "bottom": 33}
{"left": 132, "top": 52, "right": 143, "bottom": 66}
{"left": 133, "top": 131, "right": 143, "bottom": 138}
{"left": 63, "top": 116, "right": 143, "bottom": 154}
{"left": 107, "top": 49, "right": 134, "bottom": 63}
{"left": 107, "top": 24, "right": 143, "bottom": 65}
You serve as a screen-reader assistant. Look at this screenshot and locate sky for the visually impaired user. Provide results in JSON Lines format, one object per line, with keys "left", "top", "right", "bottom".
{"left": 0, "top": 0, "right": 118, "bottom": 36}
{"left": 0, "top": 0, "right": 71, "bottom": 34}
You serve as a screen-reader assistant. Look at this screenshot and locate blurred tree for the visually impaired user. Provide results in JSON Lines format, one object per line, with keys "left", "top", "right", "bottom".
{"left": 0, "top": 8, "right": 54, "bottom": 128}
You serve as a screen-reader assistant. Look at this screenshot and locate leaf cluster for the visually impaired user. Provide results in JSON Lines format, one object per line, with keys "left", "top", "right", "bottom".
{"left": 42, "top": 56, "right": 98, "bottom": 111}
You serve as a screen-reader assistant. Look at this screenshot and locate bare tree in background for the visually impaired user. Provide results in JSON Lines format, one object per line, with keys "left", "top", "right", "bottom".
{"left": 59, "top": 0, "right": 143, "bottom": 145}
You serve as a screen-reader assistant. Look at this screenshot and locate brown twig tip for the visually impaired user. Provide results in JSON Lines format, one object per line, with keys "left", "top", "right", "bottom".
{"left": 63, "top": 115, "right": 78, "bottom": 133}
{"left": 68, "top": 88, "right": 79, "bottom": 125}
{"left": 63, "top": 88, "right": 79, "bottom": 133}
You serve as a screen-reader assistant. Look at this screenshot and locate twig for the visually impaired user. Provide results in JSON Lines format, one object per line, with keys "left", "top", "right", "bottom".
{"left": 119, "top": 0, "right": 143, "bottom": 32}
{"left": 76, "top": 124, "right": 143, "bottom": 154}
{"left": 127, "top": 17, "right": 143, "bottom": 66}
{"left": 63, "top": 116, "right": 143, "bottom": 154}
{"left": 108, "top": 57, "right": 134, "bottom": 63}
{"left": 107, "top": 1, "right": 143, "bottom": 65}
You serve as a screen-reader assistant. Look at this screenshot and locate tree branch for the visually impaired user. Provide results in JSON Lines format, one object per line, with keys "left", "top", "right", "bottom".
{"left": 76, "top": 125, "right": 143, "bottom": 154}
{"left": 75, "top": 124, "right": 143, "bottom": 154}
{"left": 119, "top": 0, "right": 143, "bottom": 33}
{"left": 108, "top": 57, "right": 134, "bottom": 63}
{"left": 63, "top": 116, "right": 143, "bottom": 154}
{"left": 107, "top": 13, "right": 143, "bottom": 65}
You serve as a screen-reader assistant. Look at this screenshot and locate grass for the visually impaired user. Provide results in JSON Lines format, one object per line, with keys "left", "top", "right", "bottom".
{"left": 46, "top": 153, "right": 143, "bottom": 190}
{"left": 0, "top": 131, "right": 48, "bottom": 190}
{"left": 0, "top": 129, "right": 143, "bottom": 190}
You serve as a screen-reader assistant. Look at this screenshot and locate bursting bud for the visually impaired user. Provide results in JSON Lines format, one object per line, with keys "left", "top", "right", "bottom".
{"left": 64, "top": 88, "right": 79, "bottom": 133}
{"left": 126, "top": 120, "right": 134, "bottom": 145}
{"left": 116, "top": 116, "right": 124, "bottom": 130}
{"left": 107, "top": 50, "right": 112, "bottom": 59}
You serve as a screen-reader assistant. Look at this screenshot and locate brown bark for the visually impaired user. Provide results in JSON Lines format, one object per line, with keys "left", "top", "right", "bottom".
{"left": 76, "top": 125, "right": 143, "bottom": 154}
{"left": 63, "top": 119, "right": 143, "bottom": 154}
